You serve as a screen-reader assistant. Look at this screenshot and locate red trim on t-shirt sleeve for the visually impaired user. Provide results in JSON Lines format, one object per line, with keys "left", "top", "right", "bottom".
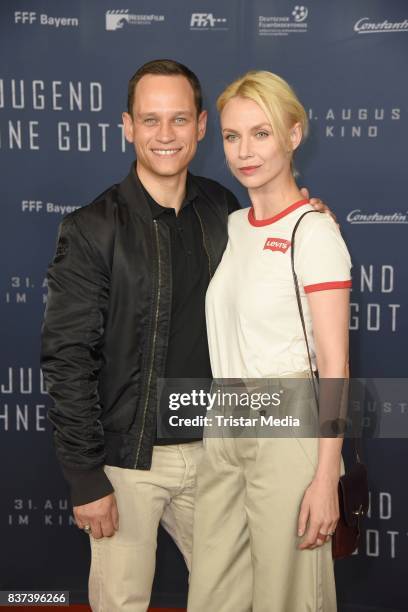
{"left": 304, "top": 280, "right": 352, "bottom": 294}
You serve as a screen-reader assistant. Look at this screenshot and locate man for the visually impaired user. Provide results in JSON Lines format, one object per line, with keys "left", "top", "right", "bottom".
{"left": 41, "top": 59, "right": 329, "bottom": 611}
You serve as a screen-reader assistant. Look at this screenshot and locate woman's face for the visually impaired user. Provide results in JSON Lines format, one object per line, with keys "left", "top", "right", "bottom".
{"left": 220, "top": 96, "right": 298, "bottom": 191}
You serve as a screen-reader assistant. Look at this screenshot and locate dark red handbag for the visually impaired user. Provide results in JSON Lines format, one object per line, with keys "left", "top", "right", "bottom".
{"left": 331, "top": 452, "right": 369, "bottom": 559}
{"left": 291, "top": 211, "right": 369, "bottom": 560}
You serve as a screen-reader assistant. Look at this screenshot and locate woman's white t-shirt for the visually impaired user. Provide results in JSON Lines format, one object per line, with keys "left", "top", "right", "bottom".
{"left": 205, "top": 200, "right": 352, "bottom": 379}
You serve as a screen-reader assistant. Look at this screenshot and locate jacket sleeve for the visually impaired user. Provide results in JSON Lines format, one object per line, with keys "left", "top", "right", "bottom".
{"left": 41, "top": 213, "right": 114, "bottom": 506}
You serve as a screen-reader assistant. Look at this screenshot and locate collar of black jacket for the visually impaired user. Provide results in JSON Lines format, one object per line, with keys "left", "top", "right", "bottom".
{"left": 118, "top": 162, "right": 198, "bottom": 222}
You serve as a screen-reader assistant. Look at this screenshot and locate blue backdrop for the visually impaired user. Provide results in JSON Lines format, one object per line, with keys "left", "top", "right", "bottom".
{"left": 1, "top": 1, "right": 407, "bottom": 610}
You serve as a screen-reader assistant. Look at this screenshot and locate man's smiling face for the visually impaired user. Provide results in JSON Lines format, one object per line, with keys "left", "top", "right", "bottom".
{"left": 123, "top": 74, "right": 207, "bottom": 180}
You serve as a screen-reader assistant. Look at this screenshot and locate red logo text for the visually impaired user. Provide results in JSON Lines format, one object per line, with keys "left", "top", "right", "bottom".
{"left": 263, "top": 238, "right": 291, "bottom": 253}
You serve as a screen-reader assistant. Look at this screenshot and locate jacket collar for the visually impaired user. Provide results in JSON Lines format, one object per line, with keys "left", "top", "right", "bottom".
{"left": 118, "top": 163, "right": 152, "bottom": 223}
{"left": 118, "top": 162, "right": 198, "bottom": 222}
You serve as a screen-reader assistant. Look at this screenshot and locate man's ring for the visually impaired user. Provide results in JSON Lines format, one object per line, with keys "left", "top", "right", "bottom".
{"left": 83, "top": 524, "right": 91, "bottom": 534}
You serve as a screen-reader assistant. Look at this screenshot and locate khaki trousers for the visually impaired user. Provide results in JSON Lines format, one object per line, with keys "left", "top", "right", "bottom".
{"left": 188, "top": 416, "right": 344, "bottom": 611}
{"left": 88, "top": 441, "right": 203, "bottom": 612}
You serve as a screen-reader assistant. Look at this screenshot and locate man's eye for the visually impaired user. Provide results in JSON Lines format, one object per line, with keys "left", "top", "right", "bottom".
{"left": 144, "top": 118, "right": 157, "bottom": 125}
{"left": 175, "top": 117, "right": 187, "bottom": 124}
{"left": 225, "top": 134, "right": 238, "bottom": 142}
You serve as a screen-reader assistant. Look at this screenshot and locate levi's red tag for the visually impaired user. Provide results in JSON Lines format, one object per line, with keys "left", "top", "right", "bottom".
{"left": 263, "top": 238, "right": 291, "bottom": 253}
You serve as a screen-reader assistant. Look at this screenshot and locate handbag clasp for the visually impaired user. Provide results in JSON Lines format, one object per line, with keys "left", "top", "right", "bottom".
{"left": 352, "top": 504, "right": 364, "bottom": 517}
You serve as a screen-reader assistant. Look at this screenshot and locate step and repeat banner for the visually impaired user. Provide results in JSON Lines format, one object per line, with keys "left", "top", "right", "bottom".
{"left": 0, "top": 1, "right": 407, "bottom": 610}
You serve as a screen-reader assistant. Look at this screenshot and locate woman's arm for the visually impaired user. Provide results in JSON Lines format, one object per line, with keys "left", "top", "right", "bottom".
{"left": 298, "top": 287, "right": 350, "bottom": 550}
{"left": 310, "top": 287, "right": 349, "bottom": 478}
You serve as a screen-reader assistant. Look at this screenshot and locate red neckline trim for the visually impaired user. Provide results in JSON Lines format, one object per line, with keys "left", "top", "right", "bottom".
{"left": 248, "top": 199, "right": 310, "bottom": 227}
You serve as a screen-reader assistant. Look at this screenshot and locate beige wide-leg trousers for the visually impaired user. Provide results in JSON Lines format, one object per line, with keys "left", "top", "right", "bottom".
{"left": 187, "top": 386, "right": 344, "bottom": 612}
{"left": 88, "top": 441, "right": 203, "bottom": 612}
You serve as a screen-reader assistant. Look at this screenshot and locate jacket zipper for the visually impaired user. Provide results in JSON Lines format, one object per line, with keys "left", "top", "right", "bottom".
{"left": 193, "top": 203, "right": 213, "bottom": 279}
{"left": 134, "top": 220, "right": 161, "bottom": 467}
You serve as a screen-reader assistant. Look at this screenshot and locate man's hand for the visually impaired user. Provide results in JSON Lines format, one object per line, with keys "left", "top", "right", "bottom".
{"left": 300, "top": 187, "right": 338, "bottom": 225}
{"left": 74, "top": 493, "right": 119, "bottom": 539}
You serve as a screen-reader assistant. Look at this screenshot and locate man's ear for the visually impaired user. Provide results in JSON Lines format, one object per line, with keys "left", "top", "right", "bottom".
{"left": 122, "top": 112, "right": 134, "bottom": 144}
{"left": 289, "top": 122, "right": 302, "bottom": 152}
{"left": 197, "top": 110, "right": 208, "bottom": 142}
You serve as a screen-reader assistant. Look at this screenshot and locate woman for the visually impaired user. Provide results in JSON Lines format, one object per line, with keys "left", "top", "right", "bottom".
{"left": 187, "top": 71, "right": 351, "bottom": 612}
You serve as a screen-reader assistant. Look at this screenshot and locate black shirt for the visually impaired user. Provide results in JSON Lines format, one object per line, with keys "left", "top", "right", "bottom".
{"left": 140, "top": 173, "right": 240, "bottom": 443}
{"left": 142, "top": 176, "right": 212, "bottom": 380}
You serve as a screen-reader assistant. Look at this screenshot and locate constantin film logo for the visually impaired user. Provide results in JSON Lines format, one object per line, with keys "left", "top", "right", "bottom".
{"left": 190, "top": 13, "right": 228, "bottom": 30}
{"left": 347, "top": 210, "right": 408, "bottom": 225}
{"left": 105, "top": 10, "right": 165, "bottom": 31}
{"left": 354, "top": 17, "right": 408, "bottom": 34}
{"left": 259, "top": 5, "right": 308, "bottom": 36}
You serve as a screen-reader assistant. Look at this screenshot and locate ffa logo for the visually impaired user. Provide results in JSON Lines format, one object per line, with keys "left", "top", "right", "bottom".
{"left": 263, "top": 238, "right": 291, "bottom": 253}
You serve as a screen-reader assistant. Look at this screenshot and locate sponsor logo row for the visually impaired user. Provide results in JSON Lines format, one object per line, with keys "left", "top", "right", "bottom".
{"left": 17, "top": 200, "right": 408, "bottom": 225}
{"left": 13, "top": 9, "right": 408, "bottom": 36}
{"left": 11, "top": 197, "right": 408, "bottom": 226}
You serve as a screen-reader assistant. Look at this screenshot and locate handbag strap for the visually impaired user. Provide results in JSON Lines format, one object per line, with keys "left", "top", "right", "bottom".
{"left": 290, "top": 210, "right": 320, "bottom": 406}
{"left": 290, "top": 210, "right": 362, "bottom": 463}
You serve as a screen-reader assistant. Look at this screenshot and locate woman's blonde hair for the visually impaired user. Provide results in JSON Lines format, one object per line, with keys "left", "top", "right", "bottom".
{"left": 217, "top": 71, "right": 308, "bottom": 172}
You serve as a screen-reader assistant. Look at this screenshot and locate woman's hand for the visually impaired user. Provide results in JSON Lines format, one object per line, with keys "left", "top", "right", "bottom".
{"left": 300, "top": 187, "right": 338, "bottom": 224}
{"left": 297, "top": 473, "right": 340, "bottom": 550}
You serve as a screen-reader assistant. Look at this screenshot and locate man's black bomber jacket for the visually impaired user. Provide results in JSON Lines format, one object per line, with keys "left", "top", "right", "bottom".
{"left": 40, "top": 166, "right": 239, "bottom": 506}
